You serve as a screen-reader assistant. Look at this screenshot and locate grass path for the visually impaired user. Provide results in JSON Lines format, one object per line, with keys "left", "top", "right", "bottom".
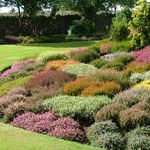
{"left": 0, "top": 41, "right": 97, "bottom": 71}
{"left": 0, "top": 123, "right": 103, "bottom": 150}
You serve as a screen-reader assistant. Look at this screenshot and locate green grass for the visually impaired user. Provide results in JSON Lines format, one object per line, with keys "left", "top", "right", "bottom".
{"left": 0, "top": 123, "right": 103, "bottom": 150}
{"left": 0, "top": 41, "right": 97, "bottom": 71}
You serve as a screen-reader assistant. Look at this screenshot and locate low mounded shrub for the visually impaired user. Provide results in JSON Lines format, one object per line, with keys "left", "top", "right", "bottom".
{"left": 25, "top": 71, "right": 75, "bottom": 90}
{"left": 135, "top": 80, "right": 150, "bottom": 89}
{"left": 63, "top": 63, "right": 97, "bottom": 77}
{"left": 0, "top": 76, "right": 30, "bottom": 97}
{"left": 115, "top": 55, "right": 134, "bottom": 65}
{"left": 123, "top": 61, "right": 150, "bottom": 76}
{"left": 113, "top": 87, "right": 150, "bottom": 107}
{"left": 131, "top": 46, "right": 150, "bottom": 63}
{"left": 102, "top": 61, "right": 125, "bottom": 71}
{"left": 99, "top": 42, "right": 114, "bottom": 55}
{"left": 130, "top": 70, "right": 150, "bottom": 83}
{"left": 90, "top": 59, "right": 108, "bottom": 68}
{"left": 36, "top": 52, "right": 68, "bottom": 64}
{"left": 63, "top": 77, "right": 121, "bottom": 97}
{"left": 86, "top": 121, "right": 118, "bottom": 142}
{"left": 44, "top": 95, "right": 111, "bottom": 121}
{"left": 119, "top": 106, "right": 150, "bottom": 130}
{"left": 45, "top": 60, "right": 80, "bottom": 71}
{"left": 127, "top": 127, "right": 150, "bottom": 150}
{"left": 91, "top": 132, "right": 126, "bottom": 150}
{"left": 88, "top": 69, "right": 131, "bottom": 89}
{"left": 11, "top": 112, "right": 86, "bottom": 142}
{"left": 69, "top": 48, "right": 99, "bottom": 63}
{"left": 95, "top": 103, "right": 126, "bottom": 123}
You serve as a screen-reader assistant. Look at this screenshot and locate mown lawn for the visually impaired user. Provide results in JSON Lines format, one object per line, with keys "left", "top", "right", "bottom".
{"left": 0, "top": 123, "right": 103, "bottom": 150}
{"left": 0, "top": 41, "right": 97, "bottom": 71}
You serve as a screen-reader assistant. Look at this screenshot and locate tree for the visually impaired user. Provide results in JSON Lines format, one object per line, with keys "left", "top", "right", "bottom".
{"left": 129, "top": 0, "right": 150, "bottom": 49}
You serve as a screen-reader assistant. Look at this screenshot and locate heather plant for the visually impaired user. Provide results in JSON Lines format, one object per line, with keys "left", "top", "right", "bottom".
{"left": 88, "top": 69, "right": 131, "bottom": 89}
{"left": 95, "top": 103, "right": 126, "bottom": 123}
{"left": 11, "top": 112, "right": 86, "bottom": 142}
{"left": 44, "top": 95, "right": 111, "bottom": 121}
{"left": 45, "top": 60, "right": 80, "bottom": 71}
{"left": 36, "top": 52, "right": 68, "bottom": 64}
{"left": 123, "top": 61, "right": 150, "bottom": 76}
{"left": 99, "top": 42, "right": 114, "bottom": 55}
{"left": 25, "top": 71, "right": 75, "bottom": 90}
{"left": 119, "top": 106, "right": 150, "bottom": 130}
{"left": 130, "top": 70, "right": 150, "bottom": 83}
{"left": 127, "top": 127, "right": 150, "bottom": 150}
{"left": 113, "top": 87, "right": 150, "bottom": 107}
{"left": 0, "top": 76, "right": 30, "bottom": 97}
{"left": 135, "top": 80, "right": 150, "bottom": 89}
{"left": 91, "top": 132, "right": 126, "bottom": 150}
{"left": 69, "top": 48, "right": 99, "bottom": 63}
{"left": 131, "top": 46, "right": 150, "bottom": 63}
{"left": 86, "top": 121, "right": 118, "bottom": 143}
{"left": 63, "top": 63, "right": 97, "bottom": 77}
{"left": 90, "top": 58, "right": 108, "bottom": 68}
{"left": 63, "top": 77, "right": 121, "bottom": 97}
{"left": 4, "top": 36, "right": 21, "bottom": 44}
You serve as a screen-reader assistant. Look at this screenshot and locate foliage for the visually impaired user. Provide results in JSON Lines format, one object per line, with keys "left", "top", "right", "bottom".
{"left": 90, "top": 59, "right": 108, "bottom": 68}
{"left": 130, "top": 70, "right": 150, "bottom": 83}
{"left": 131, "top": 46, "right": 150, "bottom": 63}
{"left": 63, "top": 77, "right": 121, "bottom": 97}
{"left": 99, "top": 42, "right": 114, "bottom": 55}
{"left": 25, "top": 70, "right": 75, "bottom": 90}
{"left": 129, "top": 0, "right": 150, "bottom": 49}
{"left": 69, "top": 48, "right": 99, "bottom": 63}
{"left": 45, "top": 60, "right": 80, "bottom": 71}
{"left": 36, "top": 52, "right": 68, "bottom": 64}
{"left": 127, "top": 127, "right": 150, "bottom": 150}
{"left": 11, "top": 112, "right": 86, "bottom": 142}
{"left": 44, "top": 95, "right": 111, "bottom": 121}
{"left": 86, "top": 121, "right": 118, "bottom": 143}
{"left": 135, "top": 80, "right": 150, "bottom": 89}
{"left": 63, "top": 63, "right": 97, "bottom": 77}
{"left": 123, "top": 61, "right": 150, "bottom": 76}
{"left": 110, "top": 14, "right": 129, "bottom": 41}
{"left": 88, "top": 69, "right": 131, "bottom": 89}
{"left": 91, "top": 132, "right": 126, "bottom": 150}
{"left": 0, "top": 76, "right": 30, "bottom": 97}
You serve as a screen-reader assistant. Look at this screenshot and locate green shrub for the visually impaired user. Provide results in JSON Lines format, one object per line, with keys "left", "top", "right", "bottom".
{"left": 86, "top": 121, "right": 118, "bottom": 142}
{"left": 36, "top": 52, "right": 68, "bottom": 64}
{"left": 44, "top": 95, "right": 111, "bottom": 121}
{"left": 127, "top": 127, "right": 150, "bottom": 150}
{"left": 0, "top": 76, "right": 30, "bottom": 97}
{"left": 129, "top": 0, "right": 150, "bottom": 49}
{"left": 102, "top": 61, "right": 125, "bottom": 71}
{"left": 63, "top": 63, "right": 97, "bottom": 77}
{"left": 111, "top": 40, "right": 132, "bottom": 53}
{"left": 70, "top": 48, "right": 99, "bottom": 63}
{"left": 115, "top": 55, "right": 134, "bottom": 65}
{"left": 91, "top": 132, "right": 126, "bottom": 150}
{"left": 110, "top": 14, "right": 129, "bottom": 41}
{"left": 90, "top": 59, "right": 108, "bottom": 68}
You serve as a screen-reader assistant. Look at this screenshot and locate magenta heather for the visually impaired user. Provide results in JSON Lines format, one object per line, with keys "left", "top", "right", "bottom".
{"left": 131, "top": 46, "right": 150, "bottom": 63}
{"left": 11, "top": 112, "right": 86, "bottom": 142}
